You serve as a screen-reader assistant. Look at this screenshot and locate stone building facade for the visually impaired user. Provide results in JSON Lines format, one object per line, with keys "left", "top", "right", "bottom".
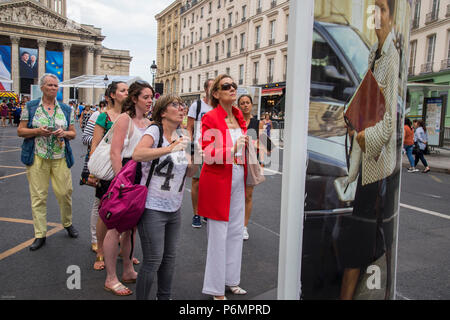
{"left": 155, "top": 0, "right": 181, "bottom": 95}
{"left": 0, "top": 0, "right": 132, "bottom": 104}
{"left": 408, "top": 0, "right": 450, "bottom": 128}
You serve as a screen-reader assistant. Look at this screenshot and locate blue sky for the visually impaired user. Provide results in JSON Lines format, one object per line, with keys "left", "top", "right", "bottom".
{"left": 67, "top": 0, "right": 174, "bottom": 83}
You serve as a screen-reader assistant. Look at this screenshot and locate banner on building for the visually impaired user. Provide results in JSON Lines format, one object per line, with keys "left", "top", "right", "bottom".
{"left": 19, "top": 47, "right": 38, "bottom": 79}
{"left": 0, "top": 45, "right": 12, "bottom": 91}
{"left": 46, "top": 50, "right": 64, "bottom": 101}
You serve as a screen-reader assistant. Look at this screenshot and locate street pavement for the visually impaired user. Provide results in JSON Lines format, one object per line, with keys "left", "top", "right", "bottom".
{"left": 0, "top": 124, "right": 449, "bottom": 300}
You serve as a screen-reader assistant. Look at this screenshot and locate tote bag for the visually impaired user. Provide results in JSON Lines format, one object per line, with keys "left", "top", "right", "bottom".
{"left": 246, "top": 137, "right": 265, "bottom": 186}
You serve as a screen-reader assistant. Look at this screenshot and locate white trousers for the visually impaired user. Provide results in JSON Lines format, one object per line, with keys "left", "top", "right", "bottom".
{"left": 90, "top": 197, "right": 100, "bottom": 244}
{"left": 202, "top": 164, "right": 245, "bottom": 296}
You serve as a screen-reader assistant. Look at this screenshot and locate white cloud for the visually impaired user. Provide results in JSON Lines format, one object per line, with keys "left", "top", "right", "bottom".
{"left": 67, "top": 0, "right": 173, "bottom": 83}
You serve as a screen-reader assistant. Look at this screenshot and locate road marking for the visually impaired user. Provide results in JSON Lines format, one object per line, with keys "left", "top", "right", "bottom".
{"left": 0, "top": 148, "right": 21, "bottom": 153}
{"left": 0, "top": 165, "right": 26, "bottom": 169}
{"left": 0, "top": 146, "right": 21, "bottom": 149}
{"left": 430, "top": 175, "right": 442, "bottom": 183}
{"left": 400, "top": 203, "right": 449, "bottom": 220}
{"left": 396, "top": 291, "right": 411, "bottom": 300}
{"left": 263, "top": 168, "right": 283, "bottom": 175}
{"left": 0, "top": 171, "right": 26, "bottom": 180}
{"left": 0, "top": 218, "right": 64, "bottom": 261}
{"left": 249, "top": 220, "right": 280, "bottom": 237}
{"left": 423, "top": 193, "right": 442, "bottom": 199}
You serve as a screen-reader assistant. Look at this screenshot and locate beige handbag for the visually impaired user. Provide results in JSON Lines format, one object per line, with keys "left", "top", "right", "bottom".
{"left": 246, "top": 137, "right": 265, "bottom": 186}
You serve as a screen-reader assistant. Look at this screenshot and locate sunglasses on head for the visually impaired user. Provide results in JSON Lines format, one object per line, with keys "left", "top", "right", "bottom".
{"left": 220, "top": 82, "right": 237, "bottom": 91}
{"left": 135, "top": 80, "right": 150, "bottom": 86}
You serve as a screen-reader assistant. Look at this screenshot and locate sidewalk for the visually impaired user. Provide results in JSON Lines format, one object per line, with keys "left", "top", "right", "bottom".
{"left": 402, "top": 146, "right": 450, "bottom": 174}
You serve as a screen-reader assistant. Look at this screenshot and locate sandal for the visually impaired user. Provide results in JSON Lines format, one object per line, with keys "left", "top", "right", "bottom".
{"left": 122, "top": 276, "right": 137, "bottom": 284}
{"left": 93, "top": 255, "right": 105, "bottom": 271}
{"left": 228, "top": 286, "right": 247, "bottom": 295}
{"left": 91, "top": 243, "right": 98, "bottom": 253}
{"left": 423, "top": 168, "right": 430, "bottom": 173}
{"left": 104, "top": 282, "right": 132, "bottom": 296}
{"left": 118, "top": 253, "right": 140, "bottom": 265}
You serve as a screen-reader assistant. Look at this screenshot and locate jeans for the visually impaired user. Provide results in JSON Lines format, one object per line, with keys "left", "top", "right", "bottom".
{"left": 415, "top": 149, "right": 428, "bottom": 168}
{"left": 404, "top": 145, "right": 415, "bottom": 167}
{"left": 136, "top": 208, "right": 181, "bottom": 300}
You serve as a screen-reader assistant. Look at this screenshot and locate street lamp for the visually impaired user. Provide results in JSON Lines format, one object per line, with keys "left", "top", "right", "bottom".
{"left": 103, "top": 75, "right": 109, "bottom": 100}
{"left": 150, "top": 60, "right": 157, "bottom": 87}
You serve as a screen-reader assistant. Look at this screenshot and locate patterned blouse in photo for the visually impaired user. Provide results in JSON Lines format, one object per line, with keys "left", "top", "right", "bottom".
{"left": 20, "top": 99, "right": 75, "bottom": 160}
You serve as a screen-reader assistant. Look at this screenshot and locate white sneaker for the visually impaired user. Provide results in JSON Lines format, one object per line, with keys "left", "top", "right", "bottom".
{"left": 243, "top": 227, "right": 249, "bottom": 241}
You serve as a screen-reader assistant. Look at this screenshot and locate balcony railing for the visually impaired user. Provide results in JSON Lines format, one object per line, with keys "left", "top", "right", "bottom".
{"left": 256, "top": 7, "right": 262, "bottom": 14}
{"left": 255, "top": 43, "right": 260, "bottom": 50}
{"left": 269, "top": 39, "right": 275, "bottom": 46}
{"left": 240, "top": 47, "right": 245, "bottom": 53}
{"left": 271, "top": 1, "right": 277, "bottom": 9}
{"left": 239, "top": 79, "right": 243, "bottom": 85}
{"left": 421, "top": 62, "right": 434, "bottom": 73}
{"left": 206, "top": 58, "right": 210, "bottom": 64}
{"left": 227, "top": 52, "right": 231, "bottom": 58}
{"left": 425, "top": 11, "right": 439, "bottom": 24}
{"left": 267, "top": 76, "right": 273, "bottom": 83}
{"left": 440, "top": 59, "right": 450, "bottom": 70}
{"left": 408, "top": 65, "right": 415, "bottom": 76}
{"left": 412, "top": 18, "right": 420, "bottom": 29}
{"left": 215, "top": 55, "right": 219, "bottom": 61}
{"left": 253, "top": 78, "right": 258, "bottom": 85}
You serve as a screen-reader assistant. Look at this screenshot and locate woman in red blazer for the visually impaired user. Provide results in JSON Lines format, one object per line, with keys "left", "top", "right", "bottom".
{"left": 198, "top": 75, "right": 248, "bottom": 300}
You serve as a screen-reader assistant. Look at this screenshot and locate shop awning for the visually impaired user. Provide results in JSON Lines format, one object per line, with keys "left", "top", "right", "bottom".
{"left": 408, "top": 82, "right": 450, "bottom": 92}
{"left": 59, "top": 75, "right": 143, "bottom": 89}
{"left": 261, "top": 87, "right": 284, "bottom": 96}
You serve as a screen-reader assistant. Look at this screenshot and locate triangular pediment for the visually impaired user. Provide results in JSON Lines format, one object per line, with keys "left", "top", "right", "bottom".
{"left": 0, "top": 0, "right": 99, "bottom": 37}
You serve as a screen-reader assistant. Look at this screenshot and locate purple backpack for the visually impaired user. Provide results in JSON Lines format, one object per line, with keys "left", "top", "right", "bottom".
{"left": 98, "top": 124, "right": 163, "bottom": 234}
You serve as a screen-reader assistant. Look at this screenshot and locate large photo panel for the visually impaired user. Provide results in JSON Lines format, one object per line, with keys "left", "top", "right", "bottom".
{"left": 300, "top": 0, "right": 411, "bottom": 300}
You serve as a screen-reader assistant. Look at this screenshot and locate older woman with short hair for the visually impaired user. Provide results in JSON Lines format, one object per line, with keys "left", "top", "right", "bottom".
{"left": 18, "top": 73, "right": 78, "bottom": 251}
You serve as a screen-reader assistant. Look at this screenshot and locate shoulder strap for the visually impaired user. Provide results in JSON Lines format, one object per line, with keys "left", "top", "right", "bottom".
{"left": 145, "top": 123, "right": 164, "bottom": 188}
{"left": 195, "top": 99, "right": 202, "bottom": 121}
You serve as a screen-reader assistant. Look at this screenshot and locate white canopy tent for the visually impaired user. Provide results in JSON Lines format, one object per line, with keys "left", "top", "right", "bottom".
{"left": 0, "top": 76, "right": 13, "bottom": 84}
{"left": 59, "top": 75, "right": 143, "bottom": 89}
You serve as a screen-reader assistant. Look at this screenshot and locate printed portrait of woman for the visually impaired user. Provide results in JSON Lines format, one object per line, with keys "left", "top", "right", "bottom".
{"left": 338, "top": 0, "right": 400, "bottom": 300}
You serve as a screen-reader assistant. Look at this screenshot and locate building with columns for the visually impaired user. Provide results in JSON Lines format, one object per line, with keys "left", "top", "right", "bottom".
{"left": 0, "top": 0, "right": 132, "bottom": 104}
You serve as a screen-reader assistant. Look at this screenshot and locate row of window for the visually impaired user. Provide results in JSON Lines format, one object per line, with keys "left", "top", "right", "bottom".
{"left": 409, "top": 31, "right": 450, "bottom": 74}
{"left": 411, "top": 0, "right": 445, "bottom": 29}
{"left": 179, "top": 55, "right": 287, "bottom": 94}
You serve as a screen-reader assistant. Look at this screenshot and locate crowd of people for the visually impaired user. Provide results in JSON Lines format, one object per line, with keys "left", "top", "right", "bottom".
{"left": 0, "top": 98, "right": 25, "bottom": 127}
{"left": 15, "top": 72, "right": 272, "bottom": 300}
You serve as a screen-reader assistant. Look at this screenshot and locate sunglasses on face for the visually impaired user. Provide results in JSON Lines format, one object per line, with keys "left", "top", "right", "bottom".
{"left": 220, "top": 82, "right": 238, "bottom": 91}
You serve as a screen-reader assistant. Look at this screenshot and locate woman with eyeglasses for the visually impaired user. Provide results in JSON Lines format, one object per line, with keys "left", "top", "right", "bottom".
{"left": 132, "top": 94, "right": 197, "bottom": 300}
{"left": 198, "top": 75, "right": 249, "bottom": 300}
